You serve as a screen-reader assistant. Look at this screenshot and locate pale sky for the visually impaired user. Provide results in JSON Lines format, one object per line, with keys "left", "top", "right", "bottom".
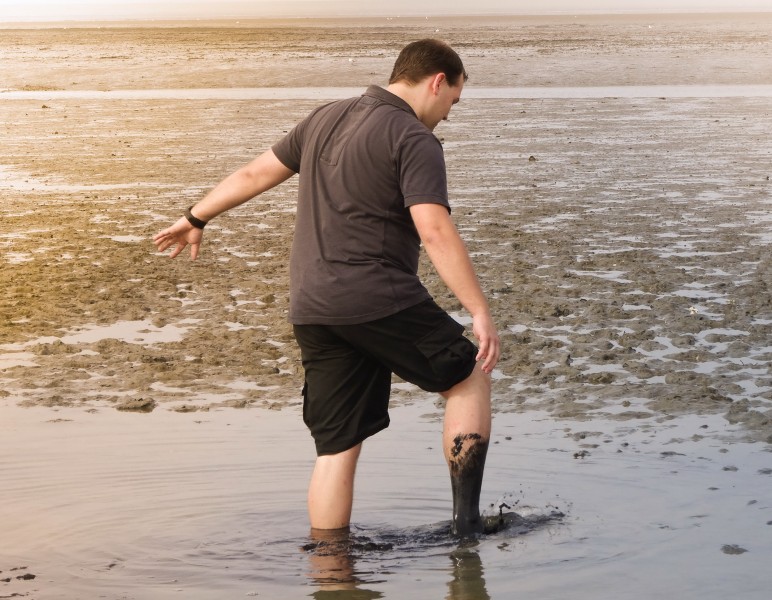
{"left": 2, "top": 0, "right": 771, "bottom": 21}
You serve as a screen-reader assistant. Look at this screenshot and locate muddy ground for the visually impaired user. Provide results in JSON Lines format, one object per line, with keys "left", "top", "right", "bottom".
{"left": 1, "top": 14, "right": 770, "bottom": 442}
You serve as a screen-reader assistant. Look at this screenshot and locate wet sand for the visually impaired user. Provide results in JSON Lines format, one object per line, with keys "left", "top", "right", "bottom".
{"left": 1, "top": 13, "right": 771, "bottom": 599}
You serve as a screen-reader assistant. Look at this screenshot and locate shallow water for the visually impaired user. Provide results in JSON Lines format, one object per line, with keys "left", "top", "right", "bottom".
{"left": 2, "top": 400, "right": 770, "bottom": 599}
{"left": 3, "top": 84, "right": 772, "bottom": 100}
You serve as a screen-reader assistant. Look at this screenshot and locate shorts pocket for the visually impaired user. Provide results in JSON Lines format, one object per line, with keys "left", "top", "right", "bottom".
{"left": 415, "top": 319, "right": 476, "bottom": 391}
{"left": 416, "top": 319, "right": 465, "bottom": 356}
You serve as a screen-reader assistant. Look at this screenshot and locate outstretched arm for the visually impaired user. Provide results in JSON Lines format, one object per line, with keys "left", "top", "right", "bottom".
{"left": 409, "top": 203, "right": 500, "bottom": 373}
{"left": 153, "top": 149, "right": 295, "bottom": 259}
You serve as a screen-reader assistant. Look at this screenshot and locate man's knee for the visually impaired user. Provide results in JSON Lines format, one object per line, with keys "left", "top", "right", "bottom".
{"left": 440, "top": 362, "right": 491, "bottom": 400}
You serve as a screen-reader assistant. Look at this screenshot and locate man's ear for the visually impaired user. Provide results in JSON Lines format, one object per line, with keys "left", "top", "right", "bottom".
{"left": 430, "top": 72, "right": 446, "bottom": 95}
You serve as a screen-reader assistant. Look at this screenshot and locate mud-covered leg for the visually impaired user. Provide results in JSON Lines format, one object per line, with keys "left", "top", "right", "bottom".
{"left": 449, "top": 433, "right": 489, "bottom": 536}
{"left": 441, "top": 364, "right": 492, "bottom": 537}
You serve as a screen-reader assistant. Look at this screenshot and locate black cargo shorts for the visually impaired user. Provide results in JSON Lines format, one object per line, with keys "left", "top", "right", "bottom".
{"left": 293, "top": 299, "right": 478, "bottom": 455}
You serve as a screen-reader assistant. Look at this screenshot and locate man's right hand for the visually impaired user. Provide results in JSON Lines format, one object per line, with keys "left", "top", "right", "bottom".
{"left": 472, "top": 310, "right": 500, "bottom": 374}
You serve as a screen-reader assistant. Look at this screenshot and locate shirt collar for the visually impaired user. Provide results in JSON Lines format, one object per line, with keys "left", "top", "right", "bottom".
{"left": 363, "top": 85, "right": 417, "bottom": 118}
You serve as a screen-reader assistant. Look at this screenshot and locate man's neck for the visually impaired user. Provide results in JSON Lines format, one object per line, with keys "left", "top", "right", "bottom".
{"left": 387, "top": 81, "right": 424, "bottom": 120}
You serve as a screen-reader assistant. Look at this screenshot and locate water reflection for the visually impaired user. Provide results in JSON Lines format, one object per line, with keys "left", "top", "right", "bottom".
{"left": 446, "top": 548, "right": 491, "bottom": 600}
{"left": 304, "top": 527, "right": 492, "bottom": 600}
{"left": 305, "top": 527, "right": 383, "bottom": 599}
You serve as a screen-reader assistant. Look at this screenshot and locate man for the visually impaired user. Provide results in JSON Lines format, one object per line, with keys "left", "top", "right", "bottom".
{"left": 154, "top": 39, "right": 500, "bottom": 537}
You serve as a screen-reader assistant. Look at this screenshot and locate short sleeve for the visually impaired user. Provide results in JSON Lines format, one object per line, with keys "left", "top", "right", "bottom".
{"left": 398, "top": 132, "right": 450, "bottom": 210}
{"left": 272, "top": 122, "right": 304, "bottom": 173}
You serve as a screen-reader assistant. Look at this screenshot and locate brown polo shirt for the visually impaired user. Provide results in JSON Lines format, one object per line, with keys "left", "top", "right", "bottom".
{"left": 273, "top": 85, "right": 450, "bottom": 325}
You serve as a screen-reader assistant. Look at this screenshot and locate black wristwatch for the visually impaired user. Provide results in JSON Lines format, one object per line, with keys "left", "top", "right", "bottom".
{"left": 184, "top": 206, "right": 208, "bottom": 229}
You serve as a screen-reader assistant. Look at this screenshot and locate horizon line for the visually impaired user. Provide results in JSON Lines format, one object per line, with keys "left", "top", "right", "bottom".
{"left": 2, "top": 9, "right": 771, "bottom": 25}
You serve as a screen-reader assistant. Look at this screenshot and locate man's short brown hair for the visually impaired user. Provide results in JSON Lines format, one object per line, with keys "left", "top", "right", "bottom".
{"left": 388, "top": 39, "right": 468, "bottom": 87}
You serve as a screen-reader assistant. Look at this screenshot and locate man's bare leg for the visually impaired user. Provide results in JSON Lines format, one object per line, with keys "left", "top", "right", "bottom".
{"left": 308, "top": 443, "right": 362, "bottom": 530}
{"left": 442, "top": 364, "right": 492, "bottom": 536}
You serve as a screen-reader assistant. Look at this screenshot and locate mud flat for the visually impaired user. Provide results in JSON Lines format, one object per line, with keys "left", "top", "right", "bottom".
{"left": 3, "top": 89, "right": 770, "bottom": 438}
